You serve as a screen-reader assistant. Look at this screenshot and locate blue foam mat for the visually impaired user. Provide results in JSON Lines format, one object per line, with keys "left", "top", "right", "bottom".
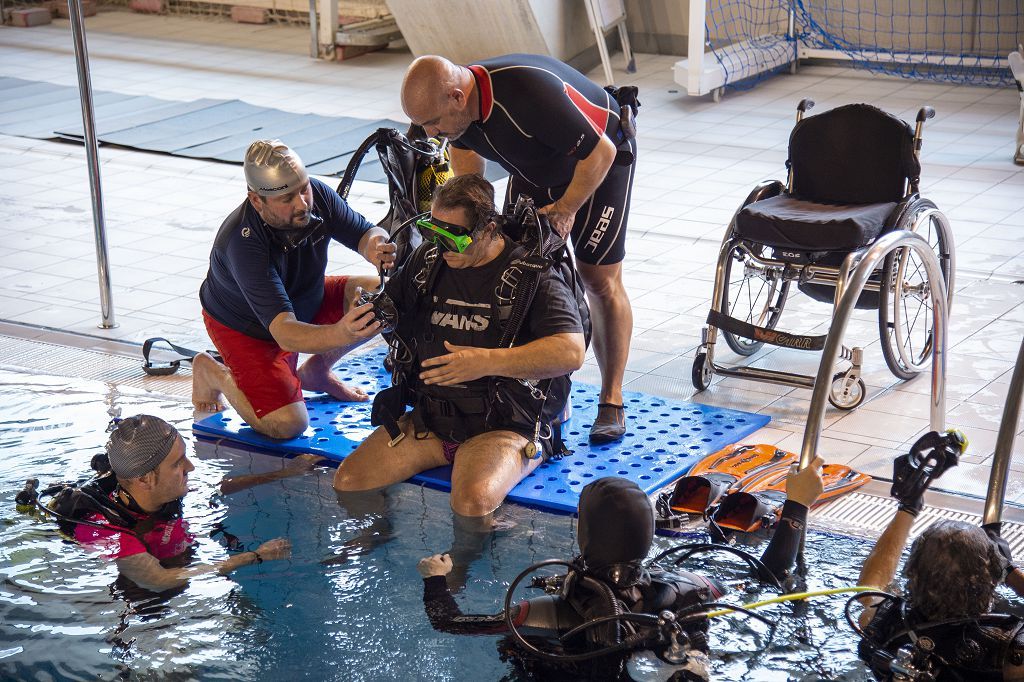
{"left": 193, "top": 347, "right": 770, "bottom": 514}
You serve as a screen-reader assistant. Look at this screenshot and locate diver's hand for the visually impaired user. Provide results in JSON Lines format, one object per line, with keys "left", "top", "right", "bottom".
{"left": 254, "top": 538, "right": 291, "bottom": 562}
{"left": 334, "top": 301, "right": 380, "bottom": 345}
{"left": 418, "top": 553, "right": 453, "bottom": 578}
{"left": 891, "top": 449, "right": 926, "bottom": 517}
{"left": 287, "top": 454, "right": 326, "bottom": 472}
{"left": 419, "top": 342, "right": 491, "bottom": 386}
{"left": 891, "top": 430, "right": 964, "bottom": 517}
{"left": 537, "top": 202, "right": 575, "bottom": 240}
{"left": 785, "top": 455, "right": 825, "bottom": 508}
{"left": 366, "top": 234, "right": 397, "bottom": 271}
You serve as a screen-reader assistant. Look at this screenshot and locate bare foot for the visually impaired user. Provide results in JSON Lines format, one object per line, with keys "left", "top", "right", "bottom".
{"left": 191, "top": 352, "right": 227, "bottom": 412}
{"left": 297, "top": 365, "right": 369, "bottom": 402}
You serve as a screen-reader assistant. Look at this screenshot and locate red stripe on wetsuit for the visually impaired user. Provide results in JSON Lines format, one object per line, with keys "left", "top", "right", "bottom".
{"left": 563, "top": 83, "right": 608, "bottom": 136}
{"left": 468, "top": 64, "right": 494, "bottom": 122}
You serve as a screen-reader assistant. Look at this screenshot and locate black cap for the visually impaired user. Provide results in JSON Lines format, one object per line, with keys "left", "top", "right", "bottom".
{"left": 577, "top": 477, "right": 655, "bottom": 569}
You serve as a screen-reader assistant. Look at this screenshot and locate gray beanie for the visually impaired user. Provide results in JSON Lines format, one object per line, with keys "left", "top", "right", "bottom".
{"left": 106, "top": 415, "right": 180, "bottom": 480}
{"left": 244, "top": 139, "right": 308, "bottom": 197}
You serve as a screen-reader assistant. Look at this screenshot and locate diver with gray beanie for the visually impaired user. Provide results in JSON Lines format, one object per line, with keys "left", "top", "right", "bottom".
{"left": 53, "top": 415, "right": 320, "bottom": 593}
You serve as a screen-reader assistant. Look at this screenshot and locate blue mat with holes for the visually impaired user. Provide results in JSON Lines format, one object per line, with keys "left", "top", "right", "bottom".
{"left": 193, "top": 347, "right": 770, "bottom": 514}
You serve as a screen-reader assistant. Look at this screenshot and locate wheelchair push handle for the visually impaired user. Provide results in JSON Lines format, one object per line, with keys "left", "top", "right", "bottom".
{"left": 795, "top": 99, "right": 815, "bottom": 123}
{"left": 916, "top": 106, "right": 936, "bottom": 122}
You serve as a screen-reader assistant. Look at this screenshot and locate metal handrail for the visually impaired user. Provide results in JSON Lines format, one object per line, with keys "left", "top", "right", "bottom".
{"left": 68, "top": 0, "right": 116, "bottom": 328}
{"left": 799, "top": 230, "right": 949, "bottom": 469}
{"left": 983, "top": 337, "right": 1024, "bottom": 526}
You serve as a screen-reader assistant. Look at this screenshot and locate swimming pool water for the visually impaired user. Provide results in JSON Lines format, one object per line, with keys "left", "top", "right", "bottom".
{"left": 1, "top": 367, "right": 1019, "bottom": 681}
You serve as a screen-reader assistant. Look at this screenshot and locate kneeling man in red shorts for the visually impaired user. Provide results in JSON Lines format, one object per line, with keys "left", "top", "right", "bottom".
{"left": 193, "top": 139, "right": 394, "bottom": 439}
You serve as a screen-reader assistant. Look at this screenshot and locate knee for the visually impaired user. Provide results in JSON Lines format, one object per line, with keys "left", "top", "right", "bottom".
{"left": 580, "top": 268, "right": 625, "bottom": 300}
{"left": 332, "top": 465, "right": 354, "bottom": 491}
{"left": 332, "top": 462, "right": 369, "bottom": 492}
{"left": 451, "top": 484, "right": 500, "bottom": 518}
{"left": 255, "top": 413, "right": 308, "bottom": 440}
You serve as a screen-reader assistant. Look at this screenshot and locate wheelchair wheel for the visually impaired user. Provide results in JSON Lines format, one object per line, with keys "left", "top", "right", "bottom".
{"left": 692, "top": 351, "right": 712, "bottom": 391}
{"left": 721, "top": 244, "right": 790, "bottom": 356}
{"left": 878, "top": 199, "right": 953, "bottom": 380}
{"left": 828, "top": 372, "right": 866, "bottom": 410}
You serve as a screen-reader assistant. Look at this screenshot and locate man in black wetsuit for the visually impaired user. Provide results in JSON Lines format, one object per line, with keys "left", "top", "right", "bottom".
{"left": 401, "top": 53, "right": 637, "bottom": 444}
{"left": 193, "top": 139, "right": 395, "bottom": 439}
{"left": 855, "top": 431, "right": 1024, "bottom": 680}
{"left": 418, "top": 459, "right": 826, "bottom": 681}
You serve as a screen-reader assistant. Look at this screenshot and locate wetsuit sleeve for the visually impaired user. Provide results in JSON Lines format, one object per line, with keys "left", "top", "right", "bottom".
{"left": 523, "top": 269, "right": 584, "bottom": 341}
{"left": 759, "top": 500, "right": 809, "bottom": 581}
{"left": 315, "top": 179, "right": 375, "bottom": 252}
{"left": 223, "top": 230, "right": 294, "bottom": 328}
{"left": 501, "top": 68, "right": 609, "bottom": 161}
{"left": 422, "top": 575, "right": 527, "bottom": 635}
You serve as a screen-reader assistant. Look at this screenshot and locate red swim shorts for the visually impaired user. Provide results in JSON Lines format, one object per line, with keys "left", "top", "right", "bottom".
{"left": 203, "top": 276, "right": 349, "bottom": 418}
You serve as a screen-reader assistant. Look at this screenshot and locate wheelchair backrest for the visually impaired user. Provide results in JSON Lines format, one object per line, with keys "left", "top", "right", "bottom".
{"left": 788, "top": 103, "right": 920, "bottom": 205}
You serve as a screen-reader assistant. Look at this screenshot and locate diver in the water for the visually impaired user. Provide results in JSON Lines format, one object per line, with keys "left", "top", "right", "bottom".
{"left": 28, "top": 414, "right": 322, "bottom": 592}
{"left": 418, "top": 459, "right": 826, "bottom": 681}
{"left": 853, "top": 430, "right": 1024, "bottom": 681}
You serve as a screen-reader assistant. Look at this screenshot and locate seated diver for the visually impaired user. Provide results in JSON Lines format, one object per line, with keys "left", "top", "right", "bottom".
{"left": 418, "top": 459, "right": 826, "bottom": 681}
{"left": 31, "top": 415, "right": 320, "bottom": 593}
{"left": 332, "top": 173, "right": 586, "bottom": 519}
{"left": 854, "top": 429, "right": 1024, "bottom": 681}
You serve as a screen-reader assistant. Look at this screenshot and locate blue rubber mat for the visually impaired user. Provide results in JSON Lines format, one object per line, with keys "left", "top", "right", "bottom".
{"left": 193, "top": 347, "right": 770, "bottom": 514}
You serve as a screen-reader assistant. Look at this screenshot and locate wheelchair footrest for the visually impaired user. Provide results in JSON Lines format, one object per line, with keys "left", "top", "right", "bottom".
{"left": 707, "top": 310, "right": 827, "bottom": 351}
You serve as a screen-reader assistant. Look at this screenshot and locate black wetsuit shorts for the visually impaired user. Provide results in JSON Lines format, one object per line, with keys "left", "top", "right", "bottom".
{"left": 505, "top": 136, "right": 635, "bottom": 267}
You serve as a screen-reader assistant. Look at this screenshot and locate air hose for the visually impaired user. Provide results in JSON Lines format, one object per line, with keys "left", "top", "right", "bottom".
{"left": 705, "top": 585, "right": 874, "bottom": 619}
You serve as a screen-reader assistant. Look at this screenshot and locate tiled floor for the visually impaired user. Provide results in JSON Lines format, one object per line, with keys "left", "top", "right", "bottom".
{"left": 1, "top": 12, "right": 1023, "bottom": 500}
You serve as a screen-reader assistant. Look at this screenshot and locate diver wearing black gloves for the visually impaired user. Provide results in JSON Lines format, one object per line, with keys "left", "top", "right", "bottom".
{"left": 853, "top": 430, "right": 1024, "bottom": 681}
{"left": 418, "top": 458, "right": 826, "bottom": 681}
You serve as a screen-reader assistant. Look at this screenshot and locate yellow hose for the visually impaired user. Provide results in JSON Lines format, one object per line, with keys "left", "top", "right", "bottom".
{"left": 705, "top": 586, "right": 874, "bottom": 618}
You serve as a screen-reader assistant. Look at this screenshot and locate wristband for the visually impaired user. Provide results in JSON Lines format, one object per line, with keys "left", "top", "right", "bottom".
{"left": 253, "top": 551, "right": 263, "bottom": 564}
{"left": 897, "top": 503, "right": 920, "bottom": 518}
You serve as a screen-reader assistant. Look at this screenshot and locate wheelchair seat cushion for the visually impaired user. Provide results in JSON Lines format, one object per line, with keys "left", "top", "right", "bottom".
{"left": 734, "top": 194, "right": 897, "bottom": 251}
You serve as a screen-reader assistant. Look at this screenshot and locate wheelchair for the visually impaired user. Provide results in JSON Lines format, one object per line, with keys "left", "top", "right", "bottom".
{"left": 691, "top": 100, "right": 955, "bottom": 410}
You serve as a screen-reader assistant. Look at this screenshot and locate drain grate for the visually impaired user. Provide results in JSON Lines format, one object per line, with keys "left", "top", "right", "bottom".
{"left": 811, "top": 491, "right": 1024, "bottom": 555}
{"left": 0, "top": 334, "right": 192, "bottom": 399}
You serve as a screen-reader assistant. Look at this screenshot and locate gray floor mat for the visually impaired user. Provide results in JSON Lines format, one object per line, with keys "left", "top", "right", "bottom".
{"left": 0, "top": 76, "right": 427, "bottom": 181}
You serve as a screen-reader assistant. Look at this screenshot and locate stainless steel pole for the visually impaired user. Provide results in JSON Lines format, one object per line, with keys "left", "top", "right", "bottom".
{"left": 67, "top": 0, "right": 116, "bottom": 329}
{"left": 982, "top": 336, "right": 1024, "bottom": 526}
{"left": 308, "top": 0, "right": 318, "bottom": 58}
{"left": 799, "top": 231, "right": 949, "bottom": 469}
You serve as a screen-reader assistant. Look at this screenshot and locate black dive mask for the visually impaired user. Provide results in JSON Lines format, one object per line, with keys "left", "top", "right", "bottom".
{"left": 272, "top": 213, "right": 325, "bottom": 253}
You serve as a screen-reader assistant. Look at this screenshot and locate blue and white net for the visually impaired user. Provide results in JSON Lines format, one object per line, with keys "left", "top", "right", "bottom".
{"left": 704, "top": 0, "right": 1022, "bottom": 90}
{"left": 706, "top": 0, "right": 795, "bottom": 90}
{"left": 795, "top": 0, "right": 1021, "bottom": 87}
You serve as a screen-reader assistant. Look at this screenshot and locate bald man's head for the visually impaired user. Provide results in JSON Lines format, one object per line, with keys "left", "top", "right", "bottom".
{"left": 401, "top": 55, "right": 477, "bottom": 140}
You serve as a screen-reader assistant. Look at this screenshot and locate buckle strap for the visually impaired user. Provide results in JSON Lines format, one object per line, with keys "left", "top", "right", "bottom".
{"left": 142, "top": 337, "right": 221, "bottom": 376}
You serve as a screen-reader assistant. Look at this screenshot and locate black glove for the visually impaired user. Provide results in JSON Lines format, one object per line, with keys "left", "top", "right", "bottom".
{"left": 983, "top": 522, "right": 1015, "bottom": 579}
{"left": 891, "top": 430, "right": 966, "bottom": 516}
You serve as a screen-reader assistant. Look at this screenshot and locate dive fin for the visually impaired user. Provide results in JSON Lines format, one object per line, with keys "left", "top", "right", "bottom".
{"left": 712, "top": 463, "right": 871, "bottom": 533}
{"left": 667, "top": 443, "right": 796, "bottom": 514}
